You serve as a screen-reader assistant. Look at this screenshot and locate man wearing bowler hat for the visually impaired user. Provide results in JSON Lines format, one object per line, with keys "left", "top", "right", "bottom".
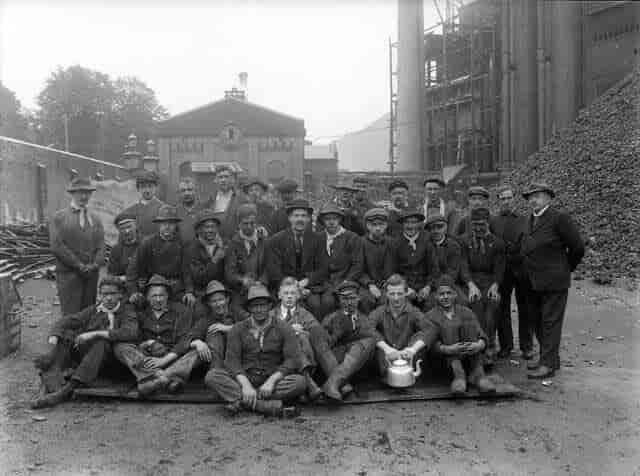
{"left": 266, "top": 198, "right": 329, "bottom": 318}
{"left": 243, "top": 176, "right": 276, "bottom": 234}
{"left": 123, "top": 170, "right": 165, "bottom": 240}
{"left": 50, "top": 177, "right": 105, "bottom": 315}
{"left": 520, "top": 182, "right": 584, "bottom": 379}
{"left": 455, "top": 186, "right": 492, "bottom": 236}
{"left": 186, "top": 209, "right": 225, "bottom": 299}
{"left": 108, "top": 211, "right": 139, "bottom": 281}
{"left": 127, "top": 205, "right": 196, "bottom": 308}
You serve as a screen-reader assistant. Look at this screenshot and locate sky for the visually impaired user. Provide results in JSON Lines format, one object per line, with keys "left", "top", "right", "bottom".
{"left": 0, "top": 0, "right": 439, "bottom": 143}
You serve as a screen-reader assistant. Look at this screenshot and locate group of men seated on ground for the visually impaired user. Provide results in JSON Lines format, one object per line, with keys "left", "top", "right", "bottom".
{"left": 34, "top": 167, "right": 584, "bottom": 417}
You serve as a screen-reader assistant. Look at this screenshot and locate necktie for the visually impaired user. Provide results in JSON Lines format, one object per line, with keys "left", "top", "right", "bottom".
{"left": 350, "top": 313, "right": 358, "bottom": 331}
{"left": 286, "top": 308, "right": 293, "bottom": 323}
{"left": 294, "top": 233, "right": 303, "bottom": 254}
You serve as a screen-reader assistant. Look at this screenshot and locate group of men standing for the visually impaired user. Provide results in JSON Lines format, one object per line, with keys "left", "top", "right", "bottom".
{"left": 33, "top": 167, "right": 584, "bottom": 417}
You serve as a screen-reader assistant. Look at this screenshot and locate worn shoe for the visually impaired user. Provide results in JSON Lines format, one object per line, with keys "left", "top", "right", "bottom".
{"left": 340, "top": 383, "right": 354, "bottom": 397}
{"left": 450, "top": 377, "right": 467, "bottom": 395}
{"left": 137, "top": 375, "right": 168, "bottom": 396}
{"left": 527, "top": 365, "right": 555, "bottom": 379}
{"left": 167, "top": 378, "right": 184, "bottom": 394}
{"left": 473, "top": 376, "right": 497, "bottom": 393}
{"left": 223, "top": 401, "right": 242, "bottom": 416}
{"left": 521, "top": 349, "right": 535, "bottom": 360}
{"left": 304, "top": 373, "right": 323, "bottom": 401}
{"left": 30, "top": 381, "right": 75, "bottom": 409}
{"left": 527, "top": 360, "right": 540, "bottom": 370}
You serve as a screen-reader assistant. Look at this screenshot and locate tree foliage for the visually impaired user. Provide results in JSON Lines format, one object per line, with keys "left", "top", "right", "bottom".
{"left": 0, "top": 81, "right": 30, "bottom": 140}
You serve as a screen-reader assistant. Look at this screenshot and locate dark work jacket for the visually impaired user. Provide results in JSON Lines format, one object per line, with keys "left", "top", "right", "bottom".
{"left": 387, "top": 208, "right": 405, "bottom": 238}
{"left": 321, "top": 309, "right": 376, "bottom": 348}
{"left": 50, "top": 207, "right": 105, "bottom": 274}
{"left": 318, "top": 229, "right": 364, "bottom": 287}
{"left": 393, "top": 232, "right": 439, "bottom": 291}
{"left": 176, "top": 201, "right": 206, "bottom": 244}
{"left": 189, "top": 309, "right": 242, "bottom": 343}
{"left": 432, "top": 235, "right": 471, "bottom": 286}
{"left": 50, "top": 302, "right": 138, "bottom": 343}
{"left": 137, "top": 302, "right": 193, "bottom": 355}
{"left": 271, "top": 206, "right": 291, "bottom": 235}
{"left": 126, "top": 234, "right": 193, "bottom": 296}
{"left": 225, "top": 233, "right": 268, "bottom": 293}
{"left": 108, "top": 239, "right": 138, "bottom": 278}
{"left": 122, "top": 197, "right": 165, "bottom": 240}
{"left": 341, "top": 208, "right": 366, "bottom": 236}
{"left": 359, "top": 235, "right": 395, "bottom": 289}
{"left": 491, "top": 211, "right": 527, "bottom": 278}
{"left": 458, "top": 233, "right": 506, "bottom": 289}
{"left": 203, "top": 190, "right": 248, "bottom": 242}
{"left": 185, "top": 239, "right": 225, "bottom": 297}
{"left": 266, "top": 228, "right": 329, "bottom": 292}
{"left": 519, "top": 207, "right": 585, "bottom": 292}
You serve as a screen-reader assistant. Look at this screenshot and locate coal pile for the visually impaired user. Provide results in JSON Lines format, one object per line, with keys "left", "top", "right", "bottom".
{"left": 508, "top": 67, "right": 640, "bottom": 283}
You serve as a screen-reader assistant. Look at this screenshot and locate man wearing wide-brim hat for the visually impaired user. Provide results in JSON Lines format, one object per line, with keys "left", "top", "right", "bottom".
{"left": 519, "top": 182, "right": 584, "bottom": 379}
{"left": 126, "top": 205, "right": 196, "bottom": 309}
{"left": 243, "top": 177, "right": 276, "bottom": 234}
{"left": 271, "top": 178, "right": 300, "bottom": 234}
{"left": 315, "top": 202, "right": 363, "bottom": 316}
{"left": 206, "top": 284, "right": 306, "bottom": 417}
{"left": 50, "top": 177, "right": 105, "bottom": 315}
{"left": 114, "top": 274, "right": 197, "bottom": 396}
{"left": 422, "top": 174, "right": 461, "bottom": 233}
{"left": 185, "top": 209, "right": 225, "bottom": 298}
{"left": 454, "top": 185, "right": 492, "bottom": 236}
{"left": 122, "top": 170, "right": 166, "bottom": 240}
{"left": 108, "top": 211, "right": 139, "bottom": 280}
{"left": 266, "top": 199, "right": 329, "bottom": 319}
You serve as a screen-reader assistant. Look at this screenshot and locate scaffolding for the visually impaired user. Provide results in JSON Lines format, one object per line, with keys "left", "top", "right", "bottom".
{"left": 390, "top": 0, "right": 500, "bottom": 178}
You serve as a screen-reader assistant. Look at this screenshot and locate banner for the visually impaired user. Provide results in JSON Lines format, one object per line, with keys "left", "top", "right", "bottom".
{"left": 88, "top": 179, "right": 138, "bottom": 246}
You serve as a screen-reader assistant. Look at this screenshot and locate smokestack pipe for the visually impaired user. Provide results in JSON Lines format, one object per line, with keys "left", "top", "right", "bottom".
{"left": 238, "top": 72, "right": 248, "bottom": 101}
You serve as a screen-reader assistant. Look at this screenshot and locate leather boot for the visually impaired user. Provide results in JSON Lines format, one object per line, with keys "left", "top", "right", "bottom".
{"left": 468, "top": 358, "right": 496, "bottom": 393}
{"left": 449, "top": 359, "right": 467, "bottom": 395}
{"left": 340, "top": 383, "right": 354, "bottom": 397}
{"left": 323, "top": 351, "right": 366, "bottom": 402}
{"left": 304, "top": 371, "right": 323, "bottom": 401}
{"left": 30, "top": 380, "right": 77, "bottom": 409}
{"left": 314, "top": 346, "right": 339, "bottom": 378}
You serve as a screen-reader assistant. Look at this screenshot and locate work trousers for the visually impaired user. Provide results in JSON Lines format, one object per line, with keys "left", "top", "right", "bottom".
{"left": 204, "top": 368, "right": 306, "bottom": 403}
{"left": 56, "top": 269, "right": 99, "bottom": 316}
{"left": 469, "top": 290, "right": 499, "bottom": 354}
{"left": 448, "top": 353, "right": 484, "bottom": 380}
{"left": 526, "top": 288, "right": 568, "bottom": 370}
{"left": 498, "top": 270, "right": 533, "bottom": 352}
{"left": 309, "top": 327, "right": 375, "bottom": 379}
{"left": 114, "top": 343, "right": 201, "bottom": 383}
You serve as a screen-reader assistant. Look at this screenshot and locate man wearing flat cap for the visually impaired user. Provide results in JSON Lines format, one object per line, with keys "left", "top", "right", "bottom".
{"left": 122, "top": 170, "right": 165, "bottom": 240}
{"left": 243, "top": 177, "right": 276, "bottom": 234}
{"left": 108, "top": 211, "right": 139, "bottom": 281}
{"left": 127, "top": 205, "right": 196, "bottom": 308}
{"left": 309, "top": 280, "right": 376, "bottom": 402}
{"left": 51, "top": 177, "right": 105, "bottom": 315}
{"left": 458, "top": 207, "right": 506, "bottom": 366}
{"left": 455, "top": 186, "right": 492, "bottom": 236}
{"left": 225, "top": 203, "right": 269, "bottom": 312}
{"left": 520, "top": 182, "right": 584, "bottom": 379}
{"left": 386, "top": 179, "right": 411, "bottom": 238}
{"left": 423, "top": 175, "right": 461, "bottom": 232}
{"left": 31, "top": 276, "right": 138, "bottom": 408}
{"left": 266, "top": 199, "right": 329, "bottom": 319}
{"left": 186, "top": 209, "right": 226, "bottom": 299}
{"left": 359, "top": 207, "right": 396, "bottom": 314}
{"left": 271, "top": 178, "right": 299, "bottom": 234}
{"left": 114, "top": 274, "right": 196, "bottom": 395}
{"left": 315, "top": 202, "right": 364, "bottom": 316}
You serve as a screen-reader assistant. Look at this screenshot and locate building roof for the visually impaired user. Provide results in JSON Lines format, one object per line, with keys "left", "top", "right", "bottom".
{"left": 157, "top": 97, "right": 305, "bottom": 137}
{"left": 304, "top": 144, "right": 337, "bottom": 160}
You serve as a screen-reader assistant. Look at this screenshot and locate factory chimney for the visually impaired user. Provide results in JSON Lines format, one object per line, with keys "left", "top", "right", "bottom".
{"left": 238, "top": 72, "right": 248, "bottom": 101}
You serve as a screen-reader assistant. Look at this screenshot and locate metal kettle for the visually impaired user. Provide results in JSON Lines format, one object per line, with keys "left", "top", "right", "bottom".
{"left": 386, "top": 358, "right": 423, "bottom": 388}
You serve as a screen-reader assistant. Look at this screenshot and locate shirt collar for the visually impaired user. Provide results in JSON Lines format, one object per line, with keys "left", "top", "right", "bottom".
{"left": 70, "top": 200, "right": 86, "bottom": 211}
{"left": 533, "top": 205, "right": 550, "bottom": 217}
{"left": 280, "top": 305, "right": 295, "bottom": 319}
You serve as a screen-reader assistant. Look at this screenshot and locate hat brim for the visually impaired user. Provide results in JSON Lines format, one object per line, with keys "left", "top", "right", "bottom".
{"left": 318, "top": 210, "right": 344, "bottom": 219}
{"left": 194, "top": 217, "right": 221, "bottom": 228}
{"left": 152, "top": 217, "right": 183, "bottom": 223}
{"left": 425, "top": 218, "right": 447, "bottom": 227}
{"left": 399, "top": 213, "right": 426, "bottom": 223}
{"left": 205, "top": 288, "right": 229, "bottom": 297}
{"left": 286, "top": 206, "right": 314, "bottom": 215}
{"left": 246, "top": 294, "right": 275, "bottom": 305}
{"left": 522, "top": 188, "right": 555, "bottom": 199}
{"left": 67, "top": 186, "right": 97, "bottom": 192}
{"left": 423, "top": 178, "right": 445, "bottom": 187}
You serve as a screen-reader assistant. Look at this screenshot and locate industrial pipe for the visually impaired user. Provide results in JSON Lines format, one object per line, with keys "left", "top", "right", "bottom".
{"left": 537, "top": 0, "right": 545, "bottom": 149}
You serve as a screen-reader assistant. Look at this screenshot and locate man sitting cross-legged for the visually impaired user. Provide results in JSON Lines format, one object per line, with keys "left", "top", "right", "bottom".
{"left": 114, "top": 274, "right": 196, "bottom": 396}
{"left": 309, "top": 280, "right": 376, "bottom": 402}
{"left": 271, "top": 277, "right": 323, "bottom": 401}
{"left": 424, "top": 274, "right": 496, "bottom": 395}
{"left": 206, "top": 285, "right": 307, "bottom": 417}
{"left": 367, "top": 274, "right": 431, "bottom": 382}
{"left": 31, "top": 276, "right": 138, "bottom": 408}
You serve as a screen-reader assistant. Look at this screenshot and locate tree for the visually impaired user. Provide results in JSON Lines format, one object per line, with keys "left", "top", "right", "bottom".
{"left": 0, "top": 81, "right": 30, "bottom": 140}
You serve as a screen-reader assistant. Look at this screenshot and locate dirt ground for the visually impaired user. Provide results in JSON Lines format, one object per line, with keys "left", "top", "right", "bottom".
{"left": 1, "top": 278, "right": 638, "bottom": 476}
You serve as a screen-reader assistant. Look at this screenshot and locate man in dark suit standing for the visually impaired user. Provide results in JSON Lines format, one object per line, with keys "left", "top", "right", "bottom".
{"left": 520, "top": 182, "right": 584, "bottom": 379}
{"left": 266, "top": 199, "right": 329, "bottom": 318}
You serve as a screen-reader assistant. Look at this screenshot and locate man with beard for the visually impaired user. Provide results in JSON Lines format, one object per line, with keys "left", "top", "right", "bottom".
{"left": 271, "top": 179, "right": 299, "bottom": 234}
{"left": 315, "top": 203, "right": 363, "bottom": 317}
{"left": 367, "top": 274, "right": 431, "bottom": 381}
{"left": 203, "top": 165, "right": 247, "bottom": 241}
{"left": 225, "top": 204, "right": 269, "bottom": 313}
{"left": 455, "top": 186, "right": 491, "bottom": 236}
{"left": 123, "top": 171, "right": 165, "bottom": 240}
{"left": 492, "top": 186, "right": 532, "bottom": 359}
{"left": 424, "top": 214, "right": 470, "bottom": 310}
{"left": 359, "top": 208, "right": 395, "bottom": 314}
{"left": 176, "top": 176, "right": 204, "bottom": 243}
{"left": 393, "top": 209, "right": 439, "bottom": 309}
{"left": 458, "top": 207, "right": 505, "bottom": 366}
{"left": 272, "top": 277, "right": 323, "bottom": 401}
{"left": 425, "top": 274, "right": 496, "bottom": 395}
{"left": 266, "top": 199, "right": 329, "bottom": 318}
{"left": 386, "top": 180, "right": 411, "bottom": 238}
{"left": 186, "top": 209, "right": 225, "bottom": 299}
{"left": 108, "top": 212, "right": 139, "bottom": 280}
{"left": 114, "top": 275, "right": 196, "bottom": 395}
{"left": 206, "top": 285, "right": 306, "bottom": 417}
{"left": 31, "top": 276, "right": 138, "bottom": 408}
{"left": 309, "top": 280, "right": 376, "bottom": 402}
{"left": 127, "top": 205, "right": 196, "bottom": 308}
{"left": 422, "top": 175, "right": 460, "bottom": 232}
{"left": 242, "top": 177, "right": 275, "bottom": 234}
{"left": 50, "top": 177, "right": 105, "bottom": 315}
{"left": 520, "top": 182, "right": 584, "bottom": 379}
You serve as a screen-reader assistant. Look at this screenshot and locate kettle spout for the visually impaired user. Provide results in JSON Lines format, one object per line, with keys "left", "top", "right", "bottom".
{"left": 413, "top": 359, "right": 423, "bottom": 377}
